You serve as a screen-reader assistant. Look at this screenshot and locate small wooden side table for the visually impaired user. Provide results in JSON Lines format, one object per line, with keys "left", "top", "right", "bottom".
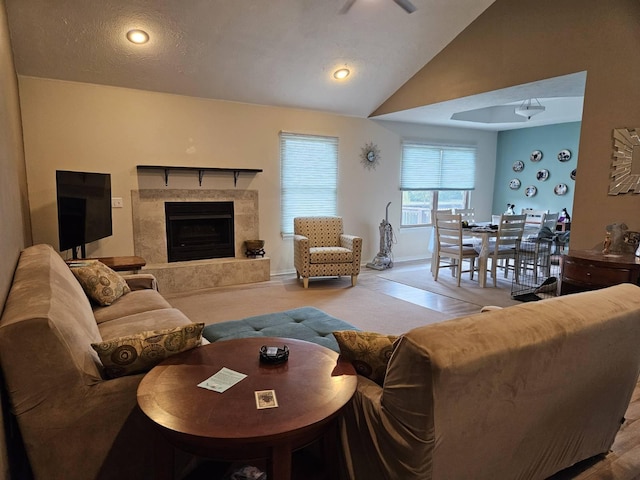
{"left": 137, "top": 337, "right": 357, "bottom": 480}
{"left": 67, "top": 256, "right": 146, "bottom": 272}
{"left": 95, "top": 256, "right": 146, "bottom": 272}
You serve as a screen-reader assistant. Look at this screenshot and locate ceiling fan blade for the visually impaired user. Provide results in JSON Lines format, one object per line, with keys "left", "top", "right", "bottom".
{"left": 393, "top": 0, "right": 417, "bottom": 13}
{"left": 339, "top": 0, "right": 357, "bottom": 14}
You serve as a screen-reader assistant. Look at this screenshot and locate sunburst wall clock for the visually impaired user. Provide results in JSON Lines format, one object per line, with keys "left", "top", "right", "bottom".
{"left": 360, "top": 142, "right": 381, "bottom": 170}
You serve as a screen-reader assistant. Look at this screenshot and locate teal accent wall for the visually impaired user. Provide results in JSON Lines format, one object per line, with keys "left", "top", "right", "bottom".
{"left": 493, "top": 122, "right": 581, "bottom": 218}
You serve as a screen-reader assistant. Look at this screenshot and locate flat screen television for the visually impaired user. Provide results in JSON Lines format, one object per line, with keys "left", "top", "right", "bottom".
{"left": 56, "top": 170, "right": 112, "bottom": 258}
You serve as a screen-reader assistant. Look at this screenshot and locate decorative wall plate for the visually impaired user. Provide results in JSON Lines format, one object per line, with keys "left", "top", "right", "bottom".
{"left": 525, "top": 185, "right": 537, "bottom": 197}
{"left": 557, "top": 149, "right": 572, "bottom": 162}
{"left": 536, "top": 169, "right": 549, "bottom": 181}
{"left": 570, "top": 168, "right": 576, "bottom": 180}
{"left": 512, "top": 160, "right": 524, "bottom": 172}
{"left": 509, "top": 178, "right": 521, "bottom": 190}
{"left": 554, "top": 183, "right": 568, "bottom": 196}
{"left": 530, "top": 150, "right": 543, "bottom": 162}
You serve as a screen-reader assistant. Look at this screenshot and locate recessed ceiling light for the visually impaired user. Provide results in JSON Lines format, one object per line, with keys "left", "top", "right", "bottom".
{"left": 126, "top": 29, "right": 149, "bottom": 44}
{"left": 333, "top": 68, "right": 350, "bottom": 80}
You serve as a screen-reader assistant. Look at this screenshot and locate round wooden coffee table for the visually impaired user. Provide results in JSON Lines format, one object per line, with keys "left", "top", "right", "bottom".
{"left": 137, "top": 337, "right": 357, "bottom": 479}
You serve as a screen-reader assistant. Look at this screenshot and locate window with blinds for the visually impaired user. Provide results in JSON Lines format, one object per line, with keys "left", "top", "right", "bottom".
{"left": 400, "top": 143, "right": 475, "bottom": 227}
{"left": 400, "top": 143, "right": 476, "bottom": 191}
{"left": 280, "top": 132, "right": 338, "bottom": 235}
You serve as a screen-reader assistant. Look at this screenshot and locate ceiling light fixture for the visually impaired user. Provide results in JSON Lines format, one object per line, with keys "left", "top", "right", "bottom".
{"left": 514, "top": 98, "right": 545, "bottom": 120}
{"left": 126, "top": 29, "right": 149, "bottom": 44}
{"left": 333, "top": 68, "right": 350, "bottom": 80}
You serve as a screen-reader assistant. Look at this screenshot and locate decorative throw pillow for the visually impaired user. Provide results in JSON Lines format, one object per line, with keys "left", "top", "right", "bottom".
{"left": 92, "top": 323, "right": 205, "bottom": 378}
{"left": 333, "top": 330, "right": 399, "bottom": 386}
{"left": 69, "top": 260, "right": 131, "bottom": 306}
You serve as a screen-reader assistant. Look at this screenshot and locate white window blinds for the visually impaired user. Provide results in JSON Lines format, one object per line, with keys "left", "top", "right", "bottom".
{"left": 401, "top": 143, "right": 476, "bottom": 191}
{"left": 280, "top": 132, "right": 338, "bottom": 235}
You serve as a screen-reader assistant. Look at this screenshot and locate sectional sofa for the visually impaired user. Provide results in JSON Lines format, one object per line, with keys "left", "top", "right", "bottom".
{"left": 339, "top": 283, "right": 640, "bottom": 479}
{"left": 0, "top": 244, "right": 201, "bottom": 479}
{"left": 2, "top": 243, "right": 639, "bottom": 480}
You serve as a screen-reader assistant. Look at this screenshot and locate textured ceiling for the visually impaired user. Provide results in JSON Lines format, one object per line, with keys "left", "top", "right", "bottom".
{"left": 5, "top": 0, "right": 496, "bottom": 118}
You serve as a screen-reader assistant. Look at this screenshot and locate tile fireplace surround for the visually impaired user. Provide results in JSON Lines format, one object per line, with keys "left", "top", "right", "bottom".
{"left": 132, "top": 189, "right": 269, "bottom": 294}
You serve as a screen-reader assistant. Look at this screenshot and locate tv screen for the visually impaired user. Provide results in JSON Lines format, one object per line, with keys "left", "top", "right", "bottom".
{"left": 56, "top": 170, "right": 112, "bottom": 255}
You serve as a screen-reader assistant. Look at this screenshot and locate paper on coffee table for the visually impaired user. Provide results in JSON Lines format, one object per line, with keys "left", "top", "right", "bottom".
{"left": 198, "top": 367, "right": 247, "bottom": 393}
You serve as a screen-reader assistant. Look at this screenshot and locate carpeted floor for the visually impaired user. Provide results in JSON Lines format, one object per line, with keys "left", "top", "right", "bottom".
{"left": 165, "top": 273, "right": 452, "bottom": 336}
{"left": 163, "top": 259, "right": 536, "bottom": 335}
{"left": 378, "top": 264, "right": 522, "bottom": 308}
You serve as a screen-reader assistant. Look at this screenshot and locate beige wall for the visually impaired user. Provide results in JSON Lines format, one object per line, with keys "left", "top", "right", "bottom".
{"left": 18, "top": 77, "right": 497, "bottom": 275}
{"left": 0, "top": 0, "right": 30, "bottom": 305}
{"left": 0, "top": 0, "right": 31, "bottom": 478}
{"left": 374, "top": 0, "right": 640, "bottom": 250}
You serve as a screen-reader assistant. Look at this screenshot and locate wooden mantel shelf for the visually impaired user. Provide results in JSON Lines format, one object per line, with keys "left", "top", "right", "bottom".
{"left": 137, "top": 165, "right": 263, "bottom": 187}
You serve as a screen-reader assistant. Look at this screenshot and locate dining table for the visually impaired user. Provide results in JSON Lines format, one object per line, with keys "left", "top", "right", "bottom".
{"left": 462, "top": 224, "right": 499, "bottom": 288}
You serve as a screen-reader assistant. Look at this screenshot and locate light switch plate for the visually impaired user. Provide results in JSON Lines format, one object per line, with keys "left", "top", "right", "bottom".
{"left": 111, "top": 197, "right": 123, "bottom": 208}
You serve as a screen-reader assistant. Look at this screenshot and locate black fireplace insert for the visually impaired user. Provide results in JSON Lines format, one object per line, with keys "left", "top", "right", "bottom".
{"left": 165, "top": 201, "right": 234, "bottom": 262}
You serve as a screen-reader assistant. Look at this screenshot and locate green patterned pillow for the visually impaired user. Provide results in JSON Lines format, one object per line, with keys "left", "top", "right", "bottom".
{"left": 92, "top": 323, "right": 204, "bottom": 378}
{"left": 333, "top": 330, "right": 399, "bottom": 386}
{"left": 69, "top": 260, "right": 131, "bottom": 306}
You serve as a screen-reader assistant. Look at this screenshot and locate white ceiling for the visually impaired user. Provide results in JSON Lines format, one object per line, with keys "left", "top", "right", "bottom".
{"left": 4, "top": 0, "right": 583, "bottom": 130}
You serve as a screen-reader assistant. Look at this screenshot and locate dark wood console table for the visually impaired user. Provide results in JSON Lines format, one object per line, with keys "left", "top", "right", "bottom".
{"left": 559, "top": 249, "right": 640, "bottom": 295}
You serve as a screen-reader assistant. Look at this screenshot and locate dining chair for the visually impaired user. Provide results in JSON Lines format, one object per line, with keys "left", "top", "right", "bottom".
{"left": 433, "top": 213, "right": 479, "bottom": 286}
{"left": 521, "top": 208, "right": 548, "bottom": 238}
{"left": 487, "top": 214, "right": 526, "bottom": 286}
{"left": 453, "top": 208, "right": 475, "bottom": 224}
{"left": 454, "top": 208, "right": 476, "bottom": 246}
{"left": 430, "top": 209, "right": 453, "bottom": 274}
{"left": 521, "top": 208, "right": 547, "bottom": 225}
{"left": 431, "top": 208, "right": 452, "bottom": 223}
{"left": 517, "top": 212, "right": 559, "bottom": 283}
{"left": 541, "top": 212, "right": 559, "bottom": 231}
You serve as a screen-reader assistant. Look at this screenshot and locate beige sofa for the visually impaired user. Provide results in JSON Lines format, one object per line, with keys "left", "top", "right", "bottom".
{"left": 0, "top": 244, "right": 200, "bottom": 479}
{"left": 340, "top": 283, "right": 640, "bottom": 479}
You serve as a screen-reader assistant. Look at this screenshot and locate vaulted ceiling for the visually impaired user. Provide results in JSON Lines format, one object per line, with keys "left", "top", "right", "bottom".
{"left": 3, "top": 1, "right": 494, "bottom": 114}
{"left": 4, "top": 0, "right": 582, "bottom": 130}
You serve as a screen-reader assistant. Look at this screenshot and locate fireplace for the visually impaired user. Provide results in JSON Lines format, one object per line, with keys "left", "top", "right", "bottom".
{"left": 132, "top": 189, "right": 268, "bottom": 293}
{"left": 165, "top": 201, "right": 235, "bottom": 262}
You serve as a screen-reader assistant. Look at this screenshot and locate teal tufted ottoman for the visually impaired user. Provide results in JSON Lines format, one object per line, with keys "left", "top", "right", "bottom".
{"left": 202, "top": 306, "right": 358, "bottom": 353}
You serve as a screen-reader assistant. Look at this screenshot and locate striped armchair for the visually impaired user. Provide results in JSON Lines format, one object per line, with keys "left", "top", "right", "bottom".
{"left": 293, "top": 216, "right": 363, "bottom": 288}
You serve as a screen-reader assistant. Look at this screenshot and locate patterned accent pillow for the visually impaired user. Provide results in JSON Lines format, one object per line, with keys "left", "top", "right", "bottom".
{"left": 92, "top": 323, "right": 205, "bottom": 378}
{"left": 69, "top": 260, "right": 131, "bottom": 306}
{"left": 333, "top": 330, "right": 399, "bottom": 386}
